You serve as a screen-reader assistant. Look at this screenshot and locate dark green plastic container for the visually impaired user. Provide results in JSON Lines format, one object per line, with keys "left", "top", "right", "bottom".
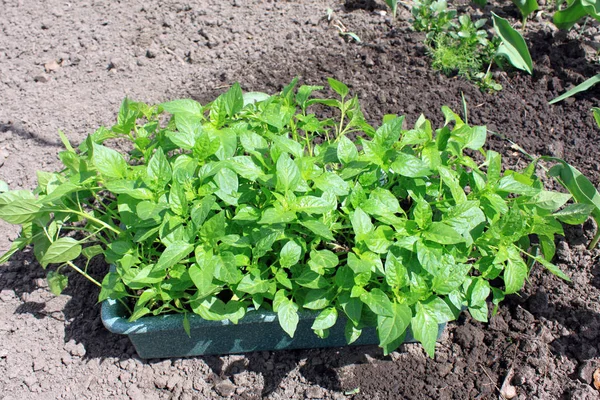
{"left": 101, "top": 297, "right": 447, "bottom": 359}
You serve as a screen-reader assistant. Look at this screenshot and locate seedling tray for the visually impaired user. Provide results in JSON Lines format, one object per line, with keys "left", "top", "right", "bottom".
{"left": 101, "top": 297, "right": 447, "bottom": 359}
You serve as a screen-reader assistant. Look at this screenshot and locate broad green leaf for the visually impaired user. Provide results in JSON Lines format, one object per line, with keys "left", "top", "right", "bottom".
{"left": 497, "top": 175, "right": 540, "bottom": 196}
{"left": 345, "top": 321, "right": 363, "bottom": 344}
{"left": 191, "top": 196, "right": 216, "bottom": 228}
{"left": 303, "top": 287, "right": 335, "bottom": 309}
{"left": 337, "top": 135, "right": 359, "bottom": 164}
{"left": 161, "top": 98, "right": 203, "bottom": 118}
{"left": 98, "top": 272, "right": 128, "bottom": 302}
{"left": 504, "top": 246, "right": 528, "bottom": 294}
{"left": 412, "top": 303, "right": 439, "bottom": 358}
{"left": 492, "top": 13, "right": 533, "bottom": 74}
{"left": 154, "top": 241, "right": 194, "bottom": 271}
{"left": 308, "top": 250, "right": 339, "bottom": 272}
{"left": 299, "top": 219, "right": 335, "bottom": 241}
{"left": 214, "top": 167, "right": 239, "bottom": 206}
{"left": 512, "top": 0, "right": 538, "bottom": 19}
{"left": 146, "top": 148, "right": 172, "bottom": 189}
{"left": 201, "top": 212, "right": 226, "bottom": 245}
{"left": 91, "top": 142, "right": 127, "bottom": 179}
{"left": 377, "top": 302, "right": 411, "bottom": 347}
{"left": 547, "top": 159, "right": 600, "bottom": 224}
{"left": 243, "top": 91, "right": 270, "bottom": 106}
{"left": 351, "top": 207, "right": 374, "bottom": 241}
{"left": 223, "top": 82, "right": 244, "bottom": 117}
{"left": 237, "top": 273, "right": 270, "bottom": 294}
{"left": 360, "top": 288, "right": 394, "bottom": 317}
{"left": 529, "top": 191, "right": 572, "bottom": 211}
{"left": 390, "top": 152, "right": 432, "bottom": 178}
{"left": 280, "top": 241, "right": 302, "bottom": 268}
{"left": 553, "top": 203, "right": 595, "bottom": 225}
{"left": 276, "top": 153, "right": 301, "bottom": 192}
{"left": 295, "top": 196, "right": 334, "bottom": 214}
{"left": 328, "top": 77, "right": 349, "bottom": 98}
{"left": 363, "top": 188, "right": 401, "bottom": 216}
{"left": 47, "top": 271, "right": 68, "bottom": 295}
{"left": 553, "top": 0, "right": 600, "bottom": 30}
{"left": 0, "top": 199, "right": 40, "bottom": 224}
{"left": 312, "top": 307, "right": 338, "bottom": 330}
{"left": 213, "top": 252, "right": 243, "bottom": 284}
{"left": 227, "top": 156, "right": 265, "bottom": 181}
{"left": 374, "top": 116, "right": 404, "bottom": 148}
{"left": 40, "top": 238, "right": 82, "bottom": 268}
{"left": 258, "top": 208, "right": 297, "bottom": 224}
{"left": 295, "top": 269, "right": 329, "bottom": 289}
{"left": 384, "top": 250, "right": 409, "bottom": 288}
{"left": 313, "top": 172, "right": 349, "bottom": 196}
{"left": 422, "top": 222, "right": 465, "bottom": 245}
{"left": 189, "top": 261, "right": 218, "bottom": 298}
{"left": 413, "top": 196, "right": 432, "bottom": 229}
{"left": 275, "top": 290, "right": 300, "bottom": 337}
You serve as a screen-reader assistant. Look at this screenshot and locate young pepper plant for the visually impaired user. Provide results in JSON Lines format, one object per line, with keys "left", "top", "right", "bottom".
{"left": 0, "top": 79, "right": 590, "bottom": 357}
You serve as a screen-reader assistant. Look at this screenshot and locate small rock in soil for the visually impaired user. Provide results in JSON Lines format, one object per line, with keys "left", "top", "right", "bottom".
{"left": 64, "top": 340, "right": 86, "bottom": 357}
{"left": 214, "top": 378, "right": 236, "bottom": 397}
{"left": 578, "top": 360, "right": 600, "bottom": 384}
{"left": 594, "top": 368, "right": 600, "bottom": 390}
{"left": 44, "top": 59, "right": 61, "bottom": 72}
{"left": 33, "top": 75, "right": 48, "bottom": 83}
{"left": 305, "top": 386, "right": 324, "bottom": 399}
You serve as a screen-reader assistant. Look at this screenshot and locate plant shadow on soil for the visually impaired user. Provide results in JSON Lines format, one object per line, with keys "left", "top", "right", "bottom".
{"left": 0, "top": 122, "right": 62, "bottom": 148}
{"left": 0, "top": 251, "right": 386, "bottom": 395}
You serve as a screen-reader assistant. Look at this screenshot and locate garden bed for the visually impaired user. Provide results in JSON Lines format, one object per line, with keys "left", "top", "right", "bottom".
{"left": 1, "top": 0, "right": 599, "bottom": 399}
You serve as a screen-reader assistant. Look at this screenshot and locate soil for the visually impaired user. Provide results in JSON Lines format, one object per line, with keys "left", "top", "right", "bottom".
{"left": 1, "top": 0, "right": 600, "bottom": 399}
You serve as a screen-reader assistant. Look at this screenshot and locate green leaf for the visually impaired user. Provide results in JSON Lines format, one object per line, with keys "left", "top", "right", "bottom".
{"left": 504, "top": 246, "right": 528, "bottom": 294}
{"left": 276, "top": 153, "right": 301, "bottom": 192}
{"left": 258, "top": 208, "right": 297, "bottom": 224}
{"left": 512, "top": 0, "right": 538, "bottom": 19}
{"left": 47, "top": 271, "right": 68, "bottom": 295}
{"left": 528, "top": 191, "right": 572, "bottom": 211}
{"left": 360, "top": 288, "right": 394, "bottom": 317}
{"left": 553, "top": 0, "right": 600, "bottom": 30}
{"left": 227, "top": 156, "right": 265, "bottom": 181}
{"left": 214, "top": 167, "right": 239, "bottom": 206}
{"left": 189, "top": 261, "right": 218, "bottom": 298}
{"left": 91, "top": 142, "right": 127, "bottom": 179}
{"left": 549, "top": 74, "right": 600, "bottom": 104}
{"left": 390, "top": 153, "right": 432, "bottom": 178}
{"left": 154, "top": 241, "right": 194, "bottom": 271}
{"left": 146, "top": 148, "right": 172, "bottom": 189}
{"left": 547, "top": 159, "right": 600, "bottom": 225}
{"left": 201, "top": 212, "right": 226, "bottom": 245}
{"left": 533, "top": 254, "right": 570, "bottom": 281}
{"left": 237, "top": 273, "right": 270, "bottom": 294}
{"left": 422, "top": 222, "right": 465, "bottom": 245}
{"left": 275, "top": 290, "right": 299, "bottom": 337}
{"left": 411, "top": 303, "right": 439, "bottom": 358}
{"left": 313, "top": 172, "right": 349, "bottom": 196}
{"left": 40, "top": 238, "right": 82, "bottom": 268}
{"left": 303, "top": 288, "right": 335, "bottom": 310}
{"left": 384, "top": 0, "right": 398, "bottom": 17}
{"left": 0, "top": 199, "right": 40, "bottom": 224}
{"left": 280, "top": 241, "right": 302, "bottom": 268}
{"left": 312, "top": 307, "right": 338, "bottom": 330}
{"left": 223, "top": 82, "right": 244, "bottom": 116}
{"left": 351, "top": 207, "right": 374, "bottom": 241}
{"left": 328, "top": 77, "right": 349, "bottom": 98}
{"left": 295, "top": 195, "right": 335, "bottom": 214}
{"left": 299, "top": 219, "right": 335, "bottom": 241}
{"left": 309, "top": 250, "right": 339, "bottom": 272}
{"left": 337, "top": 135, "right": 359, "bottom": 164}
{"left": 213, "top": 252, "right": 243, "bottom": 284}
{"left": 377, "top": 302, "right": 411, "bottom": 348}
{"left": 553, "top": 203, "right": 595, "bottom": 225}
{"left": 161, "top": 99, "right": 203, "bottom": 117}
{"left": 492, "top": 13, "right": 533, "bottom": 74}
{"left": 243, "top": 91, "right": 270, "bottom": 106}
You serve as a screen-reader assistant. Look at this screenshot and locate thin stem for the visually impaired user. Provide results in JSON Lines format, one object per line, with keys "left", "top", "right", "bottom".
{"left": 66, "top": 261, "right": 102, "bottom": 287}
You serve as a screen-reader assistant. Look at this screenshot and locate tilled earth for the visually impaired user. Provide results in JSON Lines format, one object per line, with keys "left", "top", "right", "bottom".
{"left": 1, "top": 0, "right": 600, "bottom": 399}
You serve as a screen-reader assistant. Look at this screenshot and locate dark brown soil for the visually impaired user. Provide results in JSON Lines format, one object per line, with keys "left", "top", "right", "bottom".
{"left": 1, "top": 1, "right": 600, "bottom": 399}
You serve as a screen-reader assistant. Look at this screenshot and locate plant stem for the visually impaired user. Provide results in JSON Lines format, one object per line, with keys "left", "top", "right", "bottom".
{"left": 66, "top": 261, "right": 102, "bottom": 287}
